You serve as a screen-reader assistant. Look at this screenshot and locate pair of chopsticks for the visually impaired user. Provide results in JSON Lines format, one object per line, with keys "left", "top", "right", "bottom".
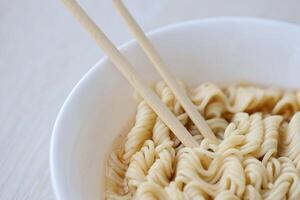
{"left": 60, "top": 0, "right": 219, "bottom": 147}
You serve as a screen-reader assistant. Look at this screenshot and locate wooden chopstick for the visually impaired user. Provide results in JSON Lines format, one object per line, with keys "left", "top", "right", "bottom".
{"left": 112, "top": 0, "right": 219, "bottom": 144}
{"left": 60, "top": 0, "right": 198, "bottom": 148}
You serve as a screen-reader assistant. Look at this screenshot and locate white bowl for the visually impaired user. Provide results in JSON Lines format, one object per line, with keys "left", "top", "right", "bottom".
{"left": 50, "top": 17, "right": 300, "bottom": 200}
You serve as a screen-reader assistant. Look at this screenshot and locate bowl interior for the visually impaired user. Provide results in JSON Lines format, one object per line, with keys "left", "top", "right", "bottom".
{"left": 51, "top": 17, "right": 300, "bottom": 200}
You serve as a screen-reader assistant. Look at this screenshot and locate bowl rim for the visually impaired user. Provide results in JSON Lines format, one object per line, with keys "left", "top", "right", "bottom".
{"left": 49, "top": 16, "right": 300, "bottom": 199}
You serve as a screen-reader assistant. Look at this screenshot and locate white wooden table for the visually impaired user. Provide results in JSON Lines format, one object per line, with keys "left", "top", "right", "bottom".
{"left": 1, "top": 0, "right": 300, "bottom": 199}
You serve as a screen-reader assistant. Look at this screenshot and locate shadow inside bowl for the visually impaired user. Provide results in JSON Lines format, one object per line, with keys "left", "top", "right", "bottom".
{"left": 50, "top": 17, "right": 300, "bottom": 200}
